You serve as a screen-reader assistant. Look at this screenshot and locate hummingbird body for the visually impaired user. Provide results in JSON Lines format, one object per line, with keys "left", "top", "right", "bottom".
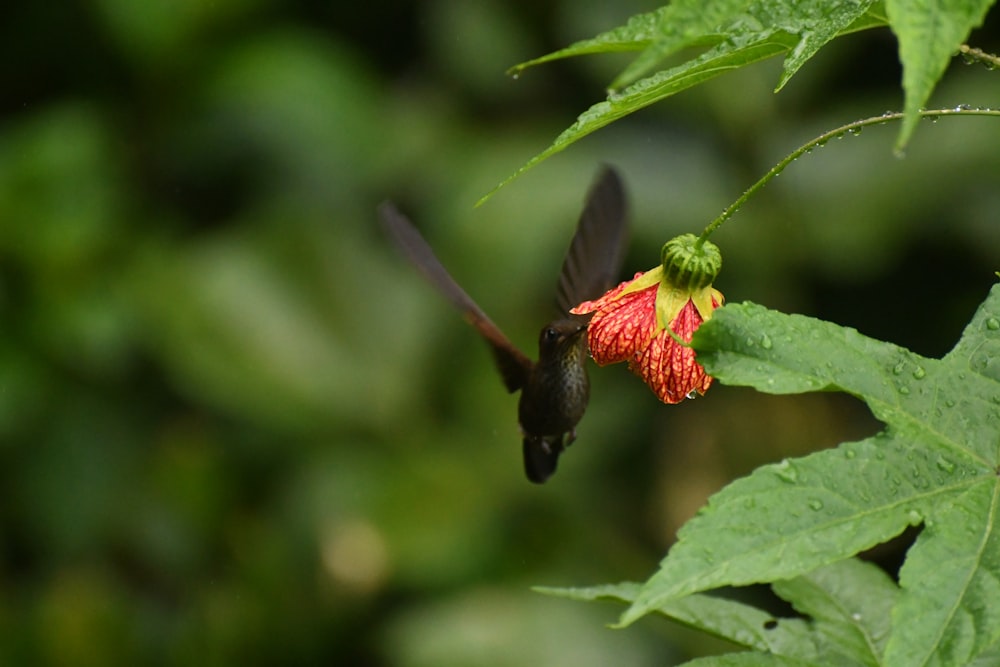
{"left": 517, "top": 319, "right": 590, "bottom": 480}
{"left": 379, "top": 167, "right": 628, "bottom": 483}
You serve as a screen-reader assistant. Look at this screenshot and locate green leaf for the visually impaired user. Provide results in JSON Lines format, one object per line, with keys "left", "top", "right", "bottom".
{"left": 772, "top": 0, "right": 886, "bottom": 90}
{"left": 479, "top": 36, "right": 793, "bottom": 205}
{"left": 482, "top": 0, "right": 887, "bottom": 203}
{"left": 617, "top": 283, "right": 1000, "bottom": 667}
{"left": 607, "top": 0, "right": 746, "bottom": 90}
{"left": 883, "top": 481, "right": 1000, "bottom": 666}
{"left": 773, "top": 558, "right": 899, "bottom": 666}
{"left": 886, "top": 0, "right": 994, "bottom": 150}
{"left": 617, "top": 433, "right": 970, "bottom": 625}
{"left": 537, "top": 583, "right": 822, "bottom": 660}
{"left": 506, "top": 9, "right": 666, "bottom": 77}
{"left": 618, "top": 0, "right": 882, "bottom": 93}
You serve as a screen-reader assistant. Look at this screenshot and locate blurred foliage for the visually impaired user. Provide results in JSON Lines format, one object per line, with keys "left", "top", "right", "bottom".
{"left": 0, "top": 0, "right": 997, "bottom": 665}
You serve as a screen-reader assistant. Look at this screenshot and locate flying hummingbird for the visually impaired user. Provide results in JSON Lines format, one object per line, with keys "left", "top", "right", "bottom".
{"left": 378, "top": 167, "right": 628, "bottom": 483}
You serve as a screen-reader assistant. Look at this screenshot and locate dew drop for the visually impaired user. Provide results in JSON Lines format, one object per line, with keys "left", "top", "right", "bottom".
{"left": 774, "top": 459, "right": 798, "bottom": 483}
{"left": 907, "top": 510, "right": 923, "bottom": 525}
{"left": 892, "top": 361, "right": 905, "bottom": 375}
{"left": 945, "top": 398, "right": 957, "bottom": 408}
{"left": 851, "top": 612, "right": 863, "bottom": 622}
{"left": 808, "top": 499, "right": 824, "bottom": 511}
{"left": 936, "top": 456, "right": 957, "bottom": 475}
{"left": 898, "top": 385, "right": 911, "bottom": 395}
{"left": 987, "top": 317, "right": 1000, "bottom": 331}
{"left": 844, "top": 448, "right": 857, "bottom": 459}
{"left": 912, "top": 366, "right": 926, "bottom": 379}
{"left": 760, "top": 334, "right": 773, "bottom": 350}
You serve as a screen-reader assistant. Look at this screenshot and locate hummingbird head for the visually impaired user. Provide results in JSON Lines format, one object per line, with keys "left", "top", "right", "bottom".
{"left": 537, "top": 318, "right": 587, "bottom": 358}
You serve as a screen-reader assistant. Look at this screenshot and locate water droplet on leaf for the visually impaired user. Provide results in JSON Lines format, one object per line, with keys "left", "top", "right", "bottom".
{"left": 912, "top": 366, "right": 926, "bottom": 379}
{"left": 935, "top": 455, "right": 956, "bottom": 474}
{"left": 760, "top": 334, "right": 773, "bottom": 350}
{"left": 808, "top": 499, "right": 824, "bottom": 511}
{"left": 987, "top": 317, "right": 1000, "bottom": 331}
{"left": 774, "top": 459, "right": 798, "bottom": 483}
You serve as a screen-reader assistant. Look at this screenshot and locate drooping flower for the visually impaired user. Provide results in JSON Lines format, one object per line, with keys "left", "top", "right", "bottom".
{"left": 571, "top": 234, "right": 723, "bottom": 404}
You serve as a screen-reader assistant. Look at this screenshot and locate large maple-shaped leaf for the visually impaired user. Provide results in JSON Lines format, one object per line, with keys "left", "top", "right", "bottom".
{"left": 482, "top": 0, "right": 1000, "bottom": 203}
{"left": 614, "top": 284, "right": 1000, "bottom": 666}
{"left": 481, "top": 0, "right": 888, "bottom": 202}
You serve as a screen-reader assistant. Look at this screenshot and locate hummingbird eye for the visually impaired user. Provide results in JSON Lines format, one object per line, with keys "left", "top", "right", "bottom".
{"left": 543, "top": 327, "right": 561, "bottom": 343}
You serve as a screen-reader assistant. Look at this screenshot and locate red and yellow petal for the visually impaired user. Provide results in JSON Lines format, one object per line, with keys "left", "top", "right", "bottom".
{"left": 571, "top": 269, "right": 661, "bottom": 315}
{"left": 630, "top": 300, "right": 713, "bottom": 404}
{"left": 586, "top": 283, "right": 658, "bottom": 366}
{"left": 572, "top": 260, "right": 724, "bottom": 403}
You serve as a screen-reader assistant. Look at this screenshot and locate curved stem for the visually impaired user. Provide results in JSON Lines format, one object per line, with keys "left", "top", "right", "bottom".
{"left": 959, "top": 44, "right": 1000, "bottom": 70}
{"left": 698, "top": 107, "right": 1000, "bottom": 242}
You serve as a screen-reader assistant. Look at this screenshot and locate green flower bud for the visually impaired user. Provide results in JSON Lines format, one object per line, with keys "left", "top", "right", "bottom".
{"left": 660, "top": 234, "right": 722, "bottom": 291}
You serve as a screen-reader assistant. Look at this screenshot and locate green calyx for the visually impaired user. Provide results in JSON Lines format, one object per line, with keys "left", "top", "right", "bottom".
{"left": 660, "top": 234, "right": 722, "bottom": 291}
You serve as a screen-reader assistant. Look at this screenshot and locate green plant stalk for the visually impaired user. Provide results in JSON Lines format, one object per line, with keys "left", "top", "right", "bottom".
{"left": 697, "top": 106, "right": 1000, "bottom": 244}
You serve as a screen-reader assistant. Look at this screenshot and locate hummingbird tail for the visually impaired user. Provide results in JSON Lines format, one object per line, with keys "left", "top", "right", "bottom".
{"left": 522, "top": 436, "right": 565, "bottom": 484}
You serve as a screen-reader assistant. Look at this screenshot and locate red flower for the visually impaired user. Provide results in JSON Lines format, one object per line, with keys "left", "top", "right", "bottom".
{"left": 571, "top": 235, "right": 723, "bottom": 404}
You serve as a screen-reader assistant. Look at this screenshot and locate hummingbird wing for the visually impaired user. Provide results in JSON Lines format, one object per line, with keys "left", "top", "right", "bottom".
{"left": 378, "top": 201, "right": 533, "bottom": 393}
{"left": 554, "top": 166, "right": 629, "bottom": 315}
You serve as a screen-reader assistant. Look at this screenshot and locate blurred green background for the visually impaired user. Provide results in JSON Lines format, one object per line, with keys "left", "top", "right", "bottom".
{"left": 1, "top": 1, "right": 998, "bottom": 665}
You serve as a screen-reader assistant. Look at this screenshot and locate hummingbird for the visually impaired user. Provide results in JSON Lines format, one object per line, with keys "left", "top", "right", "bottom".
{"left": 378, "top": 167, "right": 628, "bottom": 483}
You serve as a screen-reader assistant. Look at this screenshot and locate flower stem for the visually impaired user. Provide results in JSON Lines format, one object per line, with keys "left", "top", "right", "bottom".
{"left": 958, "top": 44, "right": 1000, "bottom": 70}
{"left": 698, "top": 107, "right": 1000, "bottom": 242}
